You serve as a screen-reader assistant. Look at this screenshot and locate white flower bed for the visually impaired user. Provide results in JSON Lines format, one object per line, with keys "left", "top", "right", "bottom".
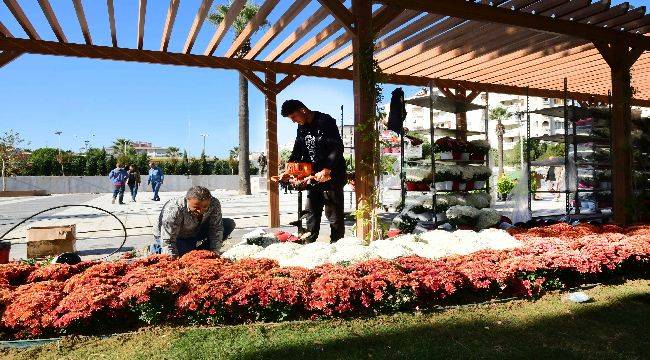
{"left": 222, "top": 228, "right": 522, "bottom": 268}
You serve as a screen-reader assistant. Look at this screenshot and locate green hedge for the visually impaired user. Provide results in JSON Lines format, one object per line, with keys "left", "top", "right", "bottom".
{"left": 19, "top": 148, "right": 258, "bottom": 176}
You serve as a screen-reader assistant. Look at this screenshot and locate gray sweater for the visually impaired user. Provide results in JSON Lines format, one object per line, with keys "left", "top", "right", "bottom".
{"left": 153, "top": 196, "right": 224, "bottom": 256}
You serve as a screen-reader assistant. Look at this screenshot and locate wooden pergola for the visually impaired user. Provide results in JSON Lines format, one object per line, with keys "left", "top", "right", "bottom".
{"left": 1, "top": 0, "right": 648, "bottom": 235}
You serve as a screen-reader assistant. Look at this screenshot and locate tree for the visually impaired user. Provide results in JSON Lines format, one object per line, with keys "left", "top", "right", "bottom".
{"left": 228, "top": 147, "right": 239, "bottom": 175}
{"left": 0, "top": 130, "right": 29, "bottom": 191}
{"left": 167, "top": 147, "right": 180, "bottom": 158}
{"left": 490, "top": 107, "right": 510, "bottom": 176}
{"left": 28, "top": 148, "right": 60, "bottom": 176}
{"left": 209, "top": 2, "right": 268, "bottom": 195}
{"left": 112, "top": 138, "right": 133, "bottom": 157}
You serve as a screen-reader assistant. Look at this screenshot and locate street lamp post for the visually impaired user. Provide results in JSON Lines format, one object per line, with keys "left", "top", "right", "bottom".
{"left": 54, "top": 131, "right": 64, "bottom": 175}
{"left": 200, "top": 134, "right": 208, "bottom": 155}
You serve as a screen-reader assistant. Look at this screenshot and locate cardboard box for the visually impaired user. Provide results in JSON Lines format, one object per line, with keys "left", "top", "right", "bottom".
{"left": 26, "top": 225, "right": 76, "bottom": 259}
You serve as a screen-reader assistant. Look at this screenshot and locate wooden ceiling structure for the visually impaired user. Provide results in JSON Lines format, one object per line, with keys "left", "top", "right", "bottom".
{"left": 0, "top": 0, "right": 648, "bottom": 232}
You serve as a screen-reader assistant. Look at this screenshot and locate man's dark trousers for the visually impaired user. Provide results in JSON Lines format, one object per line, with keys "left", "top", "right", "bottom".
{"left": 304, "top": 185, "right": 345, "bottom": 243}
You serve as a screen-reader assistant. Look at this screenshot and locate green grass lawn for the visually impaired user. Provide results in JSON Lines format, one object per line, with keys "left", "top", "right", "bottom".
{"left": 2, "top": 279, "right": 648, "bottom": 360}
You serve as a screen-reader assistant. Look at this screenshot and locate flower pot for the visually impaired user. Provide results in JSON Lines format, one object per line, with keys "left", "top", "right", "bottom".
{"left": 435, "top": 212, "right": 447, "bottom": 222}
{"left": 440, "top": 151, "right": 453, "bottom": 160}
{"left": 465, "top": 181, "right": 475, "bottom": 190}
{"left": 452, "top": 151, "right": 463, "bottom": 160}
{"left": 474, "top": 181, "right": 485, "bottom": 190}
{"left": 599, "top": 181, "right": 611, "bottom": 190}
{"left": 0, "top": 241, "right": 10, "bottom": 264}
{"left": 434, "top": 182, "right": 447, "bottom": 190}
{"left": 445, "top": 181, "right": 453, "bottom": 190}
{"left": 387, "top": 229, "right": 401, "bottom": 238}
{"left": 461, "top": 152, "right": 470, "bottom": 161}
{"left": 499, "top": 193, "right": 508, "bottom": 201}
{"left": 406, "top": 181, "right": 429, "bottom": 191}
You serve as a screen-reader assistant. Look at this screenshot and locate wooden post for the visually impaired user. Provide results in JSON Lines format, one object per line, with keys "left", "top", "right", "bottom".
{"left": 265, "top": 71, "right": 280, "bottom": 228}
{"left": 594, "top": 41, "right": 643, "bottom": 225}
{"left": 455, "top": 112, "right": 468, "bottom": 141}
{"left": 351, "top": 0, "right": 373, "bottom": 239}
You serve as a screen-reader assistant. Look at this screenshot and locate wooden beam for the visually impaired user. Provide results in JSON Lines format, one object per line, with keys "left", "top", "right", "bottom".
{"left": 183, "top": 0, "right": 214, "bottom": 54}
{"left": 317, "top": 0, "right": 356, "bottom": 34}
{"left": 0, "top": 19, "right": 13, "bottom": 37}
{"left": 0, "top": 50, "right": 21, "bottom": 68}
{"left": 107, "top": 0, "right": 118, "bottom": 47}
{"left": 204, "top": 0, "right": 247, "bottom": 56}
{"left": 371, "top": 6, "right": 403, "bottom": 34}
{"left": 225, "top": 0, "right": 280, "bottom": 58}
{"left": 240, "top": 69, "right": 271, "bottom": 94}
{"left": 265, "top": 71, "right": 280, "bottom": 228}
{"left": 245, "top": 0, "right": 311, "bottom": 60}
{"left": 37, "top": 0, "right": 67, "bottom": 43}
{"left": 276, "top": 74, "right": 299, "bottom": 92}
{"left": 2, "top": 37, "right": 649, "bottom": 106}
{"left": 137, "top": 0, "right": 147, "bottom": 50}
{"left": 160, "top": 0, "right": 181, "bottom": 52}
{"left": 283, "top": 18, "right": 343, "bottom": 63}
{"left": 3, "top": 0, "right": 41, "bottom": 40}
{"left": 263, "top": 6, "right": 331, "bottom": 62}
{"left": 72, "top": 0, "right": 92, "bottom": 45}
{"left": 351, "top": 0, "right": 373, "bottom": 239}
{"left": 378, "top": 0, "right": 650, "bottom": 51}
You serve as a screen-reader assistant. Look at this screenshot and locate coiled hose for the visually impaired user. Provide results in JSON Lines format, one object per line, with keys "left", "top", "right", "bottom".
{"left": 0, "top": 204, "right": 128, "bottom": 261}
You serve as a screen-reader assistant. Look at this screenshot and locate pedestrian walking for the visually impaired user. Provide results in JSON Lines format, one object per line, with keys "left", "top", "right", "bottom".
{"left": 127, "top": 165, "right": 141, "bottom": 202}
{"left": 148, "top": 162, "right": 164, "bottom": 201}
{"left": 108, "top": 162, "right": 128, "bottom": 205}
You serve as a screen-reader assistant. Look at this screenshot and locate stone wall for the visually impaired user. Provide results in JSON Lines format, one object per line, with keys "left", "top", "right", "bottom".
{"left": 4, "top": 175, "right": 268, "bottom": 194}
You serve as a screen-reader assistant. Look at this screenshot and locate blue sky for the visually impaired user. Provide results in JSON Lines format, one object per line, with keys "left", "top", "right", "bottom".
{"left": 0, "top": 0, "right": 644, "bottom": 157}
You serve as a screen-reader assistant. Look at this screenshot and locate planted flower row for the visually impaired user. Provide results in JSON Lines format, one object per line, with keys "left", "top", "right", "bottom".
{"left": 0, "top": 223, "right": 648, "bottom": 339}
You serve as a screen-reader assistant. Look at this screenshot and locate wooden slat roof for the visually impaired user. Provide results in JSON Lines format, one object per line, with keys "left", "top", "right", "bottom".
{"left": 0, "top": 0, "right": 648, "bottom": 104}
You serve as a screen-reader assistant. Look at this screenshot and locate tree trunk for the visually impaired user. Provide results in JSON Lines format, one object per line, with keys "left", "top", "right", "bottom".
{"left": 238, "top": 72, "right": 251, "bottom": 195}
{"left": 497, "top": 120, "right": 505, "bottom": 176}
{"left": 1, "top": 159, "right": 6, "bottom": 192}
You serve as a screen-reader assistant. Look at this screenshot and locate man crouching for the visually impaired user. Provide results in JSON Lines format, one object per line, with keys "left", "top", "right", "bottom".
{"left": 151, "top": 186, "right": 235, "bottom": 257}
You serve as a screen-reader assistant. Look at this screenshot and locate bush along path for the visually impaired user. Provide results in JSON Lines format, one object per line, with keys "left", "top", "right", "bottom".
{"left": 0, "top": 223, "right": 648, "bottom": 339}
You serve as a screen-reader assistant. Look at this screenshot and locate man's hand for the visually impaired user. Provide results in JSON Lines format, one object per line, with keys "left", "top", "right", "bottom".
{"left": 279, "top": 172, "right": 292, "bottom": 182}
{"left": 314, "top": 168, "right": 332, "bottom": 183}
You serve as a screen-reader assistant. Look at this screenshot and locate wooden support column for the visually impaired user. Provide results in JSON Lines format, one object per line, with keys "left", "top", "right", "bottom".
{"left": 434, "top": 81, "right": 481, "bottom": 141}
{"left": 594, "top": 41, "right": 643, "bottom": 225}
{"left": 265, "top": 71, "right": 280, "bottom": 228}
{"left": 351, "top": 0, "right": 373, "bottom": 238}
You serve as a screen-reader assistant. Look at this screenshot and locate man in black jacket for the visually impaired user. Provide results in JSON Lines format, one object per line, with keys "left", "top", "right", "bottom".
{"left": 279, "top": 100, "right": 346, "bottom": 243}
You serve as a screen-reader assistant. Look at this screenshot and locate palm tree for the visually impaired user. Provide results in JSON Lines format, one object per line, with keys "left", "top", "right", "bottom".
{"left": 228, "top": 146, "right": 239, "bottom": 175}
{"left": 490, "top": 107, "right": 509, "bottom": 176}
{"left": 167, "top": 146, "right": 180, "bottom": 158}
{"left": 112, "top": 138, "right": 132, "bottom": 157}
{"left": 209, "top": 2, "right": 268, "bottom": 195}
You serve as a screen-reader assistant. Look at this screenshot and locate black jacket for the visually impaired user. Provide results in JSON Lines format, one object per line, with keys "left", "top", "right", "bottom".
{"left": 289, "top": 111, "right": 346, "bottom": 187}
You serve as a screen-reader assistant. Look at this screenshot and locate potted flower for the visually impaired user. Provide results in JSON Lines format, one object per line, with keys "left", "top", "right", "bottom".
{"left": 496, "top": 175, "right": 515, "bottom": 201}
{"left": 434, "top": 137, "right": 465, "bottom": 160}
{"left": 470, "top": 165, "right": 491, "bottom": 190}
{"left": 469, "top": 140, "right": 490, "bottom": 161}
{"left": 476, "top": 208, "right": 501, "bottom": 229}
{"left": 405, "top": 167, "right": 432, "bottom": 191}
{"left": 446, "top": 205, "right": 479, "bottom": 229}
{"left": 434, "top": 164, "right": 461, "bottom": 190}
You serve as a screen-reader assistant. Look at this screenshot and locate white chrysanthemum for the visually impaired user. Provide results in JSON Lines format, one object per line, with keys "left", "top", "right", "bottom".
{"left": 412, "top": 244, "right": 448, "bottom": 259}
{"left": 280, "top": 246, "right": 332, "bottom": 269}
{"left": 369, "top": 240, "right": 414, "bottom": 259}
{"left": 334, "top": 237, "right": 366, "bottom": 249}
{"left": 450, "top": 230, "right": 483, "bottom": 255}
{"left": 419, "top": 229, "right": 456, "bottom": 244}
{"left": 221, "top": 244, "right": 263, "bottom": 261}
{"left": 476, "top": 208, "right": 502, "bottom": 230}
{"left": 479, "top": 228, "right": 522, "bottom": 250}
{"left": 253, "top": 242, "right": 301, "bottom": 262}
{"left": 330, "top": 245, "right": 375, "bottom": 264}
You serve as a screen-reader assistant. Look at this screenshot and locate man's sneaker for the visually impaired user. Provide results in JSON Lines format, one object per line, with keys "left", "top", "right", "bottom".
{"left": 112, "top": 198, "right": 116, "bottom": 204}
